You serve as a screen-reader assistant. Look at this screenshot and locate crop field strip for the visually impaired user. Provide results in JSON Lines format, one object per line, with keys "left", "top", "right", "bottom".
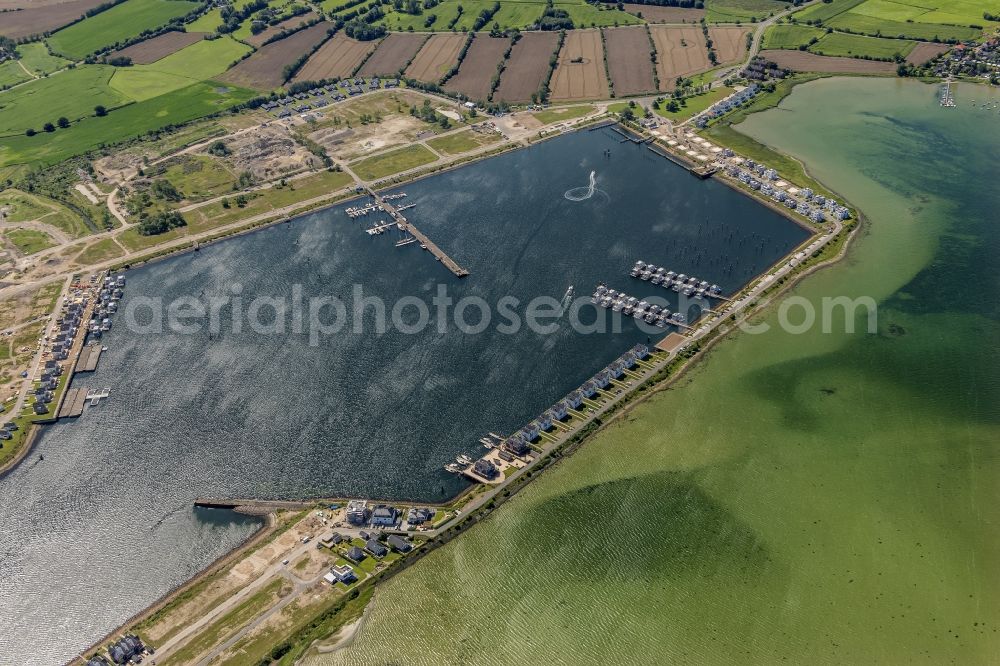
{"left": 904, "top": 42, "right": 949, "bottom": 65}
{"left": 622, "top": 3, "right": 704, "bottom": 23}
{"left": 357, "top": 33, "right": 429, "bottom": 77}
{"left": 757, "top": 49, "right": 897, "bottom": 74}
{"left": 111, "top": 31, "right": 208, "bottom": 65}
{"left": 603, "top": 26, "right": 655, "bottom": 97}
{"left": 649, "top": 25, "right": 710, "bottom": 91}
{"left": 219, "top": 21, "right": 333, "bottom": 90}
{"left": 46, "top": 0, "right": 200, "bottom": 60}
{"left": 704, "top": 0, "right": 788, "bottom": 22}
{"left": 809, "top": 31, "right": 916, "bottom": 59}
{"left": 246, "top": 10, "right": 318, "bottom": 47}
{"left": 442, "top": 34, "right": 510, "bottom": 102}
{"left": 0, "top": 0, "right": 108, "bottom": 39}
{"left": 547, "top": 29, "right": 607, "bottom": 101}
{"left": 494, "top": 31, "right": 559, "bottom": 103}
{"left": 790, "top": 0, "right": 992, "bottom": 41}
{"left": 405, "top": 33, "right": 467, "bottom": 82}
{"left": 708, "top": 26, "right": 750, "bottom": 64}
{"left": 294, "top": 33, "right": 381, "bottom": 82}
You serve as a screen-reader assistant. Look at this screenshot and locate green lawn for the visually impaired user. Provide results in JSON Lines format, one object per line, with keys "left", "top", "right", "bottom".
{"left": 562, "top": 1, "right": 642, "bottom": 27}
{"left": 656, "top": 86, "right": 735, "bottom": 121}
{"left": 791, "top": 0, "right": 867, "bottom": 23}
{"left": 532, "top": 103, "right": 595, "bottom": 125}
{"left": 379, "top": 0, "right": 639, "bottom": 31}
{"left": 810, "top": 31, "right": 916, "bottom": 59}
{"left": 158, "top": 154, "right": 238, "bottom": 201}
{"left": 0, "top": 81, "right": 257, "bottom": 169}
{"left": 47, "top": 0, "right": 200, "bottom": 59}
{"left": 427, "top": 128, "right": 501, "bottom": 155}
{"left": 73, "top": 237, "right": 124, "bottom": 264}
{"left": 705, "top": 0, "right": 788, "bottom": 22}
{"left": 350, "top": 144, "right": 438, "bottom": 181}
{"left": 18, "top": 43, "right": 71, "bottom": 76}
{"left": 109, "top": 36, "right": 252, "bottom": 101}
{"left": 0, "top": 66, "right": 128, "bottom": 137}
{"left": 5, "top": 229, "right": 57, "bottom": 254}
{"left": 762, "top": 24, "right": 826, "bottom": 50}
{"left": 0, "top": 189, "right": 92, "bottom": 237}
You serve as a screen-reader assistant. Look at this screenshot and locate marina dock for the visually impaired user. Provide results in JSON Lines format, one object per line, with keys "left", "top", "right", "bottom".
{"left": 76, "top": 344, "right": 102, "bottom": 372}
{"left": 57, "top": 388, "right": 88, "bottom": 418}
{"left": 368, "top": 189, "right": 470, "bottom": 278}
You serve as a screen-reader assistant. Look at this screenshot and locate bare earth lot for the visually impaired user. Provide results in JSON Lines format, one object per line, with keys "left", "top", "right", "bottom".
{"left": 220, "top": 22, "right": 333, "bottom": 90}
{"left": 623, "top": 3, "right": 704, "bottom": 23}
{"left": 708, "top": 26, "right": 750, "bottom": 63}
{"left": 758, "top": 49, "right": 897, "bottom": 74}
{"left": 494, "top": 31, "right": 559, "bottom": 103}
{"left": 650, "top": 25, "right": 710, "bottom": 90}
{"left": 247, "top": 11, "right": 318, "bottom": 47}
{"left": 550, "top": 29, "right": 607, "bottom": 101}
{"left": 604, "top": 26, "right": 656, "bottom": 96}
{"left": 294, "top": 33, "right": 379, "bottom": 82}
{"left": 905, "top": 42, "right": 950, "bottom": 65}
{"left": 0, "top": 0, "right": 107, "bottom": 39}
{"left": 443, "top": 34, "right": 509, "bottom": 102}
{"left": 112, "top": 31, "right": 207, "bottom": 64}
{"left": 405, "top": 33, "right": 466, "bottom": 83}
{"left": 358, "top": 32, "right": 428, "bottom": 77}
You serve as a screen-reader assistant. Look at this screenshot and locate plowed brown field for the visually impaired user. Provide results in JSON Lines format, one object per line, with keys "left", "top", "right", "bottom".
{"left": 404, "top": 32, "right": 466, "bottom": 83}
{"left": 494, "top": 32, "right": 559, "bottom": 103}
{"left": 649, "top": 25, "right": 710, "bottom": 90}
{"left": 294, "top": 32, "right": 380, "bottom": 82}
{"left": 0, "top": 0, "right": 107, "bottom": 39}
{"left": 603, "top": 26, "right": 655, "bottom": 96}
{"left": 708, "top": 26, "right": 749, "bottom": 64}
{"left": 358, "top": 32, "right": 428, "bottom": 77}
{"left": 112, "top": 31, "right": 206, "bottom": 64}
{"left": 442, "top": 35, "right": 509, "bottom": 102}
{"left": 549, "top": 29, "right": 607, "bottom": 101}
{"left": 218, "top": 22, "right": 332, "bottom": 90}
{"left": 622, "top": 3, "right": 704, "bottom": 23}
{"left": 758, "top": 49, "right": 897, "bottom": 74}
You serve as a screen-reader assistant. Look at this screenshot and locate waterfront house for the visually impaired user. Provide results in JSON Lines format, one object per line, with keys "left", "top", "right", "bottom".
{"left": 87, "top": 657, "right": 109, "bottom": 666}
{"left": 498, "top": 449, "right": 514, "bottom": 462}
{"left": 4, "top": 421, "right": 17, "bottom": 431}
{"left": 346, "top": 546, "right": 366, "bottom": 562}
{"left": 33, "top": 402, "right": 48, "bottom": 415}
{"left": 365, "top": 539, "right": 388, "bottom": 558}
{"left": 523, "top": 422, "right": 540, "bottom": 442}
{"left": 346, "top": 499, "right": 369, "bottom": 525}
{"left": 371, "top": 505, "right": 398, "bottom": 527}
{"left": 503, "top": 434, "right": 529, "bottom": 456}
{"left": 108, "top": 635, "right": 143, "bottom": 664}
{"left": 387, "top": 534, "right": 412, "bottom": 553}
{"left": 551, "top": 401, "right": 568, "bottom": 421}
{"left": 407, "top": 506, "right": 435, "bottom": 524}
{"left": 473, "top": 457, "right": 498, "bottom": 479}
{"left": 0, "top": 430, "right": 11, "bottom": 440}
{"left": 594, "top": 372, "right": 611, "bottom": 389}
{"left": 538, "top": 412, "right": 554, "bottom": 431}
{"left": 566, "top": 391, "right": 583, "bottom": 409}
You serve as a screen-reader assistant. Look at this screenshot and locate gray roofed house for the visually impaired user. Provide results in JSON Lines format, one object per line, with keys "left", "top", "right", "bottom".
{"left": 365, "top": 539, "right": 388, "bottom": 558}
{"left": 346, "top": 545, "right": 366, "bottom": 561}
{"left": 386, "top": 534, "right": 412, "bottom": 553}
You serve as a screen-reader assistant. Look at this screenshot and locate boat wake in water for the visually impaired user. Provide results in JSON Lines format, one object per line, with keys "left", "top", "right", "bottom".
{"left": 564, "top": 171, "right": 608, "bottom": 202}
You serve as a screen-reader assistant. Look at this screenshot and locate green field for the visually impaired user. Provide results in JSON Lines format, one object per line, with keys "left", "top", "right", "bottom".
{"left": 0, "top": 62, "right": 31, "bottom": 89}
{"left": 188, "top": 7, "right": 224, "bottom": 32}
{"left": 0, "top": 81, "right": 257, "bottom": 168}
{"left": 158, "top": 154, "right": 239, "bottom": 201}
{"left": 849, "top": 0, "right": 1000, "bottom": 26}
{"left": 0, "top": 189, "right": 92, "bottom": 237}
{"left": 825, "top": 10, "right": 979, "bottom": 41}
{"left": 46, "top": 0, "right": 200, "bottom": 59}
{"left": 379, "top": 0, "right": 639, "bottom": 31}
{"left": 18, "top": 43, "right": 71, "bottom": 76}
{"left": 531, "top": 103, "right": 594, "bottom": 124}
{"left": 656, "top": 86, "right": 735, "bottom": 121}
{"left": 810, "top": 31, "right": 915, "bottom": 58}
{"left": 0, "top": 66, "right": 128, "bottom": 136}
{"left": 4, "top": 229, "right": 57, "bottom": 255}
{"left": 109, "top": 37, "right": 252, "bottom": 101}
{"left": 350, "top": 144, "right": 437, "bottom": 180}
{"left": 762, "top": 24, "right": 825, "bottom": 49}
{"left": 705, "top": 0, "right": 789, "bottom": 22}
{"left": 792, "top": 0, "right": 866, "bottom": 22}
{"left": 426, "top": 128, "right": 501, "bottom": 155}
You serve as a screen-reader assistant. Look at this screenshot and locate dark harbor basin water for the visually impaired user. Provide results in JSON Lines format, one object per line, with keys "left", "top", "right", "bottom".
{"left": 0, "top": 127, "right": 808, "bottom": 663}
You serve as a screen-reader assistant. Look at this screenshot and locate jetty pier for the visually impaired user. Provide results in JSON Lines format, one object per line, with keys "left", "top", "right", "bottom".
{"left": 367, "top": 189, "right": 470, "bottom": 278}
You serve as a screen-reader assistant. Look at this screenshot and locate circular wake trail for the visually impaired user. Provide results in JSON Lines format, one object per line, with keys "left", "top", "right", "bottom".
{"left": 564, "top": 171, "right": 606, "bottom": 202}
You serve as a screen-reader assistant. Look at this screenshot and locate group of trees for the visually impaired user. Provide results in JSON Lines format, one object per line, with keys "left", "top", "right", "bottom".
{"left": 472, "top": 2, "right": 501, "bottom": 31}
{"left": 137, "top": 210, "right": 186, "bottom": 236}
{"left": 24, "top": 117, "right": 71, "bottom": 136}
{"left": 409, "top": 99, "right": 450, "bottom": 128}
{"left": 218, "top": 0, "right": 268, "bottom": 34}
{"left": 537, "top": 5, "right": 573, "bottom": 31}
{"left": 344, "top": 18, "right": 387, "bottom": 40}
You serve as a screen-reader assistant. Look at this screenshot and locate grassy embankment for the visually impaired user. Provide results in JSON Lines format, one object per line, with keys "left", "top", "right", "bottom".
{"left": 349, "top": 144, "right": 438, "bottom": 181}
{"left": 426, "top": 129, "right": 501, "bottom": 155}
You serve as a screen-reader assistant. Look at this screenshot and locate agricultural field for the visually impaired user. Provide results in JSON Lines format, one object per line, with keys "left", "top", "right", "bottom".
{"left": 708, "top": 26, "right": 750, "bottom": 63}
{"left": 825, "top": 11, "right": 980, "bottom": 41}
{"left": 795, "top": 0, "right": 992, "bottom": 41}
{"left": 791, "top": 0, "right": 866, "bottom": 23}
{"left": 109, "top": 36, "right": 252, "bottom": 101}
{"left": 0, "top": 62, "right": 30, "bottom": 89}
{"left": 246, "top": 10, "right": 318, "bottom": 47}
{"left": 549, "top": 28, "right": 607, "bottom": 101}
{"left": 0, "top": 81, "right": 257, "bottom": 168}
{"left": 762, "top": 24, "right": 826, "bottom": 50}
{"left": 219, "top": 21, "right": 333, "bottom": 90}
{"left": 111, "top": 30, "right": 206, "bottom": 64}
{"left": 451, "top": 0, "right": 542, "bottom": 31}
{"left": 847, "top": 0, "right": 999, "bottom": 28}
{"left": 349, "top": 144, "right": 437, "bottom": 181}
{"left": 378, "top": 2, "right": 461, "bottom": 31}
{"left": 704, "top": 0, "right": 788, "bottom": 22}
{"left": 0, "top": 0, "right": 107, "bottom": 40}
{"left": 603, "top": 25, "right": 656, "bottom": 96}
{"left": 46, "top": 0, "right": 200, "bottom": 59}
{"left": 810, "top": 31, "right": 916, "bottom": 59}
{"left": 494, "top": 31, "right": 559, "bottom": 103}
{"left": 649, "top": 25, "right": 711, "bottom": 91}
{"left": 562, "top": 1, "right": 642, "bottom": 28}
{"left": 405, "top": 33, "right": 467, "bottom": 82}
{"left": 294, "top": 33, "right": 380, "bottom": 83}
{"left": 0, "top": 65, "right": 128, "bottom": 137}
{"left": 757, "top": 48, "right": 897, "bottom": 73}
{"left": 358, "top": 33, "right": 429, "bottom": 77}
{"left": 622, "top": 3, "right": 704, "bottom": 23}
{"left": 15, "top": 42, "right": 71, "bottom": 77}
{"left": 442, "top": 34, "right": 510, "bottom": 101}
{"left": 905, "top": 41, "right": 949, "bottom": 65}
{"left": 187, "top": 7, "right": 224, "bottom": 31}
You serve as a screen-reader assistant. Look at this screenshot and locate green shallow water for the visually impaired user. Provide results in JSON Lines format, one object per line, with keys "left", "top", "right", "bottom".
{"left": 311, "top": 78, "right": 1000, "bottom": 664}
